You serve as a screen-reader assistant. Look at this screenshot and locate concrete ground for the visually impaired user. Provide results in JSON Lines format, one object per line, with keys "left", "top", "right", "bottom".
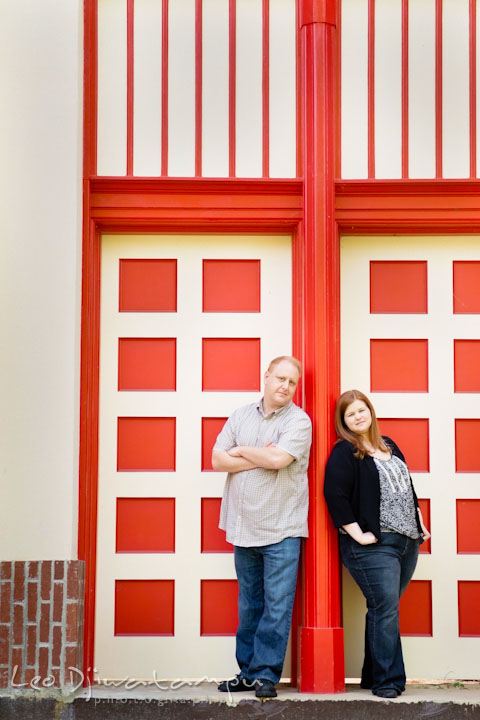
{"left": 1, "top": 681, "right": 480, "bottom": 720}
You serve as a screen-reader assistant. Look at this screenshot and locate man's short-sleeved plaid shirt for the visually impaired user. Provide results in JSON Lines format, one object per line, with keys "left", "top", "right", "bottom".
{"left": 214, "top": 399, "right": 312, "bottom": 547}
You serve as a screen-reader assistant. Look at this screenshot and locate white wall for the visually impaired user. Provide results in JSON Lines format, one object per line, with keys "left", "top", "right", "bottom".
{"left": 0, "top": 0, "right": 83, "bottom": 559}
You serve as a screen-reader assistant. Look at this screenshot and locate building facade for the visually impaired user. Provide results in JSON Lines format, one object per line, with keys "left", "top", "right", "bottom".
{"left": 1, "top": 0, "right": 479, "bottom": 694}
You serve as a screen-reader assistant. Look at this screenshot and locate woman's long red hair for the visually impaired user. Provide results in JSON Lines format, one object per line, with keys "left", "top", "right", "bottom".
{"left": 335, "top": 389, "right": 388, "bottom": 459}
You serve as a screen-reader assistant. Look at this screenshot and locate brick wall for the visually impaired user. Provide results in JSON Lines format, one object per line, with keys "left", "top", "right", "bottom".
{"left": 0, "top": 561, "right": 85, "bottom": 691}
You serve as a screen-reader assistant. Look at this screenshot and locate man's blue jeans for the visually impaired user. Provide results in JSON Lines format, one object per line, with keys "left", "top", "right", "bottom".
{"left": 234, "top": 537, "right": 301, "bottom": 684}
{"left": 339, "top": 532, "right": 420, "bottom": 694}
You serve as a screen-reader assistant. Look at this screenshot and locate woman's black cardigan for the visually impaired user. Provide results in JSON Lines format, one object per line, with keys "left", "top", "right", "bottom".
{"left": 324, "top": 436, "right": 423, "bottom": 541}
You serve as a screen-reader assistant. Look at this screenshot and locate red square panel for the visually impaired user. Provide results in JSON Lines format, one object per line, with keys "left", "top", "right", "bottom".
{"left": 399, "top": 580, "right": 432, "bottom": 636}
{"left": 417, "top": 499, "right": 431, "bottom": 554}
{"left": 116, "top": 498, "right": 175, "bottom": 552}
{"left": 453, "top": 261, "right": 480, "bottom": 313}
{"left": 202, "top": 338, "right": 260, "bottom": 391}
{"left": 115, "top": 579, "right": 174, "bottom": 635}
{"left": 119, "top": 259, "right": 177, "bottom": 312}
{"left": 377, "top": 418, "right": 429, "bottom": 472}
{"left": 203, "top": 260, "right": 261, "bottom": 312}
{"left": 455, "top": 419, "right": 480, "bottom": 472}
{"left": 370, "top": 261, "right": 428, "bottom": 314}
{"left": 202, "top": 418, "right": 227, "bottom": 470}
{"left": 201, "top": 579, "right": 238, "bottom": 635}
{"left": 201, "top": 498, "right": 233, "bottom": 553}
{"left": 370, "top": 339, "right": 428, "bottom": 392}
{"left": 457, "top": 500, "right": 480, "bottom": 553}
{"left": 458, "top": 581, "right": 480, "bottom": 636}
{"left": 454, "top": 340, "right": 480, "bottom": 392}
{"left": 117, "top": 417, "right": 176, "bottom": 471}
{"left": 118, "top": 338, "right": 176, "bottom": 391}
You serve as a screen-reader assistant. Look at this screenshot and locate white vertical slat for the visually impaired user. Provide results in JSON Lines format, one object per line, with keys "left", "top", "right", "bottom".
{"left": 133, "top": 0, "right": 163, "bottom": 176}
{"left": 97, "top": 0, "right": 127, "bottom": 176}
{"left": 168, "top": 0, "right": 196, "bottom": 177}
{"left": 408, "top": 0, "right": 436, "bottom": 179}
{"left": 269, "top": 0, "right": 296, "bottom": 178}
{"left": 374, "top": 0, "right": 402, "bottom": 179}
{"left": 202, "top": 0, "right": 229, "bottom": 178}
{"left": 442, "top": 0, "right": 470, "bottom": 178}
{"left": 341, "top": 0, "right": 368, "bottom": 179}
{"left": 236, "top": 0, "right": 263, "bottom": 178}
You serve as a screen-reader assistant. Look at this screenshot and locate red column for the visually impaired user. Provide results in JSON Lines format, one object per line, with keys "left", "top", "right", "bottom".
{"left": 298, "top": 0, "right": 345, "bottom": 693}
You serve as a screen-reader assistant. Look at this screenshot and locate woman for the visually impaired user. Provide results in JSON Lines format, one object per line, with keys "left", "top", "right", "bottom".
{"left": 324, "top": 390, "right": 430, "bottom": 699}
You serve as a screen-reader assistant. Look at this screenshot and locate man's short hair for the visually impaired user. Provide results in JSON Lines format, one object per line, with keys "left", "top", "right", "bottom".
{"left": 267, "top": 356, "right": 302, "bottom": 377}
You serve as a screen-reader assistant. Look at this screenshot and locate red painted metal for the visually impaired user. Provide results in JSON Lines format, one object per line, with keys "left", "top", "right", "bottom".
{"left": 262, "top": 0, "right": 270, "bottom": 177}
{"left": 229, "top": 0, "right": 236, "bottom": 177}
{"left": 161, "top": 0, "right": 169, "bottom": 176}
{"left": 436, "top": 0, "right": 443, "bottom": 178}
{"left": 470, "top": 0, "right": 477, "bottom": 178}
{"left": 127, "top": 0, "right": 134, "bottom": 176}
{"left": 195, "top": 0, "right": 203, "bottom": 177}
{"left": 298, "top": 0, "right": 344, "bottom": 693}
{"left": 368, "top": 0, "right": 375, "bottom": 178}
{"left": 402, "top": 0, "right": 409, "bottom": 178}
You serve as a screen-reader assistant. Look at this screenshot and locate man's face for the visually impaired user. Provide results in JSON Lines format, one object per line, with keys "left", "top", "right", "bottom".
{"left": 263, "top": 360, "right": 300, "bottom": 410}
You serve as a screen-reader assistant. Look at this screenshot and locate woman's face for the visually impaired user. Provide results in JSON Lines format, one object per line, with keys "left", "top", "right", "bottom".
{"left": 344, "top": 399, "right": 372, "bottom": 436}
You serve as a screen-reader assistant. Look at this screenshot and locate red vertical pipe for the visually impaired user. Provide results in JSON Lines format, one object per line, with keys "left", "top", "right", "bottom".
{"left": 402, "top": 0, "right": 409, "bottom": 178}
{"left": 127, "top": 0, "right": 134, "bottom": 176}
{"left": 262, "top": 0, "right": 270, "bottom": 177}
{"left": 435, "top": 0, "right": 443, "bottom": 178}
{"left": 298, "top": 0, "right": 344, "bottom": 694}
{"left": 195, "top": 0, "right": 203, "bottom": 177}
{"left": 470, "top": 0, "right": 477, "bottom": 178}
{"left": 80, "top": 0, "right": 100, "bottom": 684}
{"left": 368, "top": 0, "right": 375, "bottom": 178}
{"left": 229, "top": 0, "right": 236, "bottom": 177}
{"left": 161, "top": 0, "right": 169, "bottom": 176}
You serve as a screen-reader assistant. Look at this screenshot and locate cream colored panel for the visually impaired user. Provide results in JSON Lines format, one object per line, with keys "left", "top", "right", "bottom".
{"left": 408, "top": 0, "right": 435, "bottom": 179}
{"left": 168, "top": 0, "right": 196, "bottom": 176}
{"left": 97, "top": 0, "right": 127, "bottom": 176}
{"left": 341, "top": 0, "right": 368, "bottom": 179}
{"left": 374, "top": 0, "right": 402, "bottom": 179}
{"left": 133, "top": 0, "right": 163, "bottom": 176}
{"left": 202, "top": 0, "right": 229, "bottom": 177}
{"left": 442, "top": 0, "right": 469, "bottom": 179}
{"left": 96, "top": 234, "right": 293, "bottom": 679}
{"left": 341, "top": 235, "right": 480, "bottom": 680}
{"left": 269, "top": 0, "right": 296, "bottom": 178}
{"left": 477, "top": 7, "right": 480, "bottom": 175}
{"left": 236, "top": 0, "right": 263, "bottom": 178}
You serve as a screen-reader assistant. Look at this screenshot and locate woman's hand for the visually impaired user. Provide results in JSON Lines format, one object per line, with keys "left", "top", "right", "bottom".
{"left": 358, "top": 531, "right": 378, "bottom": 545}
{"left": 342, "top": 523, "right": 378, "bottom": 545}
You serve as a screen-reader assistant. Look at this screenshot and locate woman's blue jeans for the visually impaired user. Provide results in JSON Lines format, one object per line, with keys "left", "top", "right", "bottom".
{"left": 234, "top": 537, "right": 301, "bottom": 684}
{"left": 339, "top": 532, "right": 420, "bottom": 693}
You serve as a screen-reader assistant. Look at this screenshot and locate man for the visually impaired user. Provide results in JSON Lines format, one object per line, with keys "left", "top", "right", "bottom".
{"left": 212, "top": 356, "right": 312, "bottom": 699}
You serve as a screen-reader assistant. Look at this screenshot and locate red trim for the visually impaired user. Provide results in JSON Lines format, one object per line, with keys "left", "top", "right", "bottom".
{"left": 435, "top": 0, "right": 443, "bottom": 178}
{"left": 229, "top": 0, "right": 236, "bottom": 177}
{"left": 161, "top": 0, "right": 169, "bottom": 176}
{"left": 368, "top": 0, "right": 375, "bottom": 178}
{"left": 195, "top": 0, "right": 203, "bottom": 177}
{"left": 262, "top": 0, "right": 270, "bottom": 177}
{"left": 470, "top": 0, "right": 477, "bottom": 178}
{"left": 336, "top": 178, "right": 480, "bottom": 232}
{"left": 402, "top": 0, "right": 409, "bottom": 179}
{"left": 127, "top": 0, "right": 134, "bottom": 176}
{"left": 83, "top": 0, "right": 98, "bottom": 178}
{"left": 296, "top": 0, "right": 302, "bottom": 178}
